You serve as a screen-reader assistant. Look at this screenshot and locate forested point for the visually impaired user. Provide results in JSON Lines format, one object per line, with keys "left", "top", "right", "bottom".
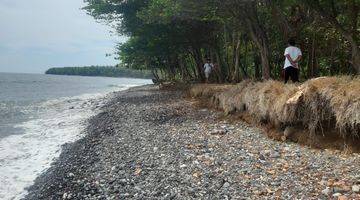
{"left": 83, "top": 0, "right": 360, "bottom": 83}
{"left": 45, "top": 66, "right": 153, "bottom": 79}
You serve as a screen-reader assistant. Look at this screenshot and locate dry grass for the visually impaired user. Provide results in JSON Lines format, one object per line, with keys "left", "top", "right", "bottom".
{"left": 189, "top": 76, "right": 360, "bottom": 140}
{"left": 189, "top": 84, "right": 234, "bottom": 98}
{"left": 299, "top": 77, "right": 360, "bottom": 137}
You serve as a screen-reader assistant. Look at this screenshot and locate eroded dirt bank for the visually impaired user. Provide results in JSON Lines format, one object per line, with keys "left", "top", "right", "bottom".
{"left": 189, "top": 77, "right": 360, "bottom": 152}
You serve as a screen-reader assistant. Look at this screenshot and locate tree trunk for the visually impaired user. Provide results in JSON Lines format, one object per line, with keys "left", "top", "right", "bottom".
{"left": 308, "top": 34, "right": 318, "bottom": 78}
{"left": 241, "top": 41, "right": 249, "bottom": 79}
{"left": 243, "top": 2, "right": 271, "bottom": 79}
{"left": 329, "top": 40, "right": 336, "bottom": 75}
{"left": 232, "top": 36, "right": 241, "bottom": 82}
{"left": 259, "top": 45, "right": 271, "bottom": 79}
{"left": 351, "top": 44, "right": 360, "bottom": 73}
{"left": 254, "top": 54, "right": 261, "bottom": 80}
{"left": 215, "top": 49, "right": 225, "bottom": 83}
{"left": 178, "top": 57, "right": 187, "bottom": 81}
{"left": 267, "top": 0, "right": 293, "bottom": 40}
{"left": 190, "top": 48, "right": 204, "bottom": 80}
{"left": 195, "top": 48, "right": 204, "bottom": 80}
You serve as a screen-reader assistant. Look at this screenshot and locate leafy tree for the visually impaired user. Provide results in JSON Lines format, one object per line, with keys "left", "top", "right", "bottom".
{"left": 84, "top": 0, "right": 360, "bottom": 83}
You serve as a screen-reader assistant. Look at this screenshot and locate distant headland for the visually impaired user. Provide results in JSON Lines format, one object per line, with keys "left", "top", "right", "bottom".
{"left": 45, "top": 66, "right": 153, "bottom": 79}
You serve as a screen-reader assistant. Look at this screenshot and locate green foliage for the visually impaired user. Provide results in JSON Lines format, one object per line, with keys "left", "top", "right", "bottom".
{"left": 84, "top": 0, "right": 360, "bottom": 82}
{"left": 45, "top": 66, "right": 153, "bottom": 79}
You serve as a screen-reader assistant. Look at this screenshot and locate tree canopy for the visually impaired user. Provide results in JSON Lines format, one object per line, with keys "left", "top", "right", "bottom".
{"left": 84, "top": 0, "right": 360, "bottom": 82}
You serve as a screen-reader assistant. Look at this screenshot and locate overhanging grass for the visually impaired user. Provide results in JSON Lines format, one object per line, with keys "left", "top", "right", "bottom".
{"left": 190, "top": 76, "right": 360, "bottom": 139}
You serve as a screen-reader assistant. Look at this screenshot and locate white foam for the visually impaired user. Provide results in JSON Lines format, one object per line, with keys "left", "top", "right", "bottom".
{"left": 0, "top": 84, "right": 142, "bottom": 200}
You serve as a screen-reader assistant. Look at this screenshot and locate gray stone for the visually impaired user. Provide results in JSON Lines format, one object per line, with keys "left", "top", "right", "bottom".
{"left": 352, "top": 185, "right": 360, "bottom": 193}
{"left": 321, "top": 187, "right": 331, "bottom": 196}
{"left": 210, "top": 129, "right": 227, "bottom": 135}
{"left": 332, "top": 193, "right": 342, "bottom": 197}
{"left": 270, "top": 152, "right": 281, "bottom": 158}
{"left": 223, "top": 182, "right": 230, "bottom": 188}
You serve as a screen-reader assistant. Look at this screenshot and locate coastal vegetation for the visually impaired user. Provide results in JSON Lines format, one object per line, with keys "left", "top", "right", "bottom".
{"left": 189, "top": 76, "right": 360, "bottom": 151}
{"left": 45, "top": 66, "right": 153, "bottom": 79}
{"left": 84, "top": 0, "right": 360, "bottom": 82}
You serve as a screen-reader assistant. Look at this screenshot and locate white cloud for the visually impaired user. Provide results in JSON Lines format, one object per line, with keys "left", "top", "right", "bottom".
{"left": 0, "top": 0, "right": 127, "bottom": 73}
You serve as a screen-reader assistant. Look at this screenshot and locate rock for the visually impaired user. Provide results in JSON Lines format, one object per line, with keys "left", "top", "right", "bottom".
{"left": 352, "top": 185, "right": 360, "bottom": 193}
{"left": 210, "top": 129, "right": 227, "bottom": 135}
{"left": 319, "top": 180, "right": 327, "bottom": 186}
{"left": 283, "top": 147, "right": 290, "bottom": 151}
{"left": 322, "top": 187, "right": 331, "bottom": 196}
{"left": 263, "top": 150, "right": 271, "bottom": 155}
{"left": 120, "top": 193, "right": 130, "bottom": 197}
{"left": 333, "top": 187, "right": 348, "bottom": 193}
{"left": 259, "top": 154, "right": 266, "bottom": 161}
{"left": 332, "top": 193, "right": 342, "bottom": 197}
{"left": 338, "top": 196, "right": 348, "bottom": 200}
{"left": 270, "top": 152, "right": 280, "bottom": 158}
{"left": 223, "top": 182, "right": 230, "bottom": 188}
{"left": 283, "top": 126, "right": 295, "bottom": 139}
{"left": 270, "top": 181, "right": 281, "bottom": 187}
{"left": 119, "top": 179, "right": 127, "bottom": 185}
{"left": 220, "top": 125, "right": 228, "bottom": 129}
{"left": 180, "top": 164, "right": 187, "bottom": 168}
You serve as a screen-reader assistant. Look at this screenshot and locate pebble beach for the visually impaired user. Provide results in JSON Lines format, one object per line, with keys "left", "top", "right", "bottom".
{"left": 25, "top": 85, "right": 360, "bottom": 199}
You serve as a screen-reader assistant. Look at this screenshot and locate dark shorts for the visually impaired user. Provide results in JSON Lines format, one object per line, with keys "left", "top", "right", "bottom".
{"left": 284, "top": 66, "right": 299, "bottom": 83}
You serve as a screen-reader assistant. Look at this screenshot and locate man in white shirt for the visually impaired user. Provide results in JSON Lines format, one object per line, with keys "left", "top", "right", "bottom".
{"left": 203, "top": 59, "right": 214, "bottom": 83}
{"left": 284, "top": 38, "right": 302, "bottom": 83}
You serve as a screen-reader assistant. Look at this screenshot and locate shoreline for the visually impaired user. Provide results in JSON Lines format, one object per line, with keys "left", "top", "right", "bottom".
{"left": 0, "top": 78, "right": 150, "bottom": 200}
{"left": 24, "top": 85, "right": 164, "bottom": 199}
{"left": 24, "top": 85, "right": 360, "bottom": 199}
{"left": 0, "top": 86, "right": 118, "bottom": 200}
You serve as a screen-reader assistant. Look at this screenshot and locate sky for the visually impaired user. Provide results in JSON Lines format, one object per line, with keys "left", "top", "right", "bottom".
{"left": 0, "top": 0, "right": 126, "bottom": 74}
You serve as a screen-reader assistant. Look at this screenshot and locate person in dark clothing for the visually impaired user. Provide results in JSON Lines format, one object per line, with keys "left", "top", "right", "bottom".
{"left": 283, "top": 38, "right": 302, "bottom": 83}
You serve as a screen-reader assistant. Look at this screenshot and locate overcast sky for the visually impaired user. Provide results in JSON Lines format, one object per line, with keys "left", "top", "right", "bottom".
{"left": 0, "top": 0, "right": 126, "bottom": 74}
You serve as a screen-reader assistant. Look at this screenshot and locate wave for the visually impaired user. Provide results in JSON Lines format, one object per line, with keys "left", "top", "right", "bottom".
{"left": 0, "top": 85, "right": 134, "bottom": 200}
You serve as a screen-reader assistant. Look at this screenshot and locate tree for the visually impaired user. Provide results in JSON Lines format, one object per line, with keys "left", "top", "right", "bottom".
{"left": 84, "top": 0, "right": 360, "bottom": 83}
{"left": 302, "top": 0, "right": 360, "bottom": 73}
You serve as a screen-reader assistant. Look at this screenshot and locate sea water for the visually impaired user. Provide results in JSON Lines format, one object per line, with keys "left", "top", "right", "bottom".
{"left": 0, "top": 73, "right": 152, "bottom": 199}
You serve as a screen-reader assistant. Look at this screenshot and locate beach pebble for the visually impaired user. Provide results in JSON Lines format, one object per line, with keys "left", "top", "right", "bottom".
{"left": 223, "top": 182, "right": 230, "bottom": 188}
{"left": 338, "top": 196, "right": 348, "bottom": 200}
{"left": 352, "top": 185, "right": 360, "bottom": 193}
{"left": 210, "top": 129, "right": 227, "bottom": 135}
{"left": 333, "top": 193, "right": 342, "bottom": 197}
{"left": 270, "top": 152, "right": 280, "bottom": 158}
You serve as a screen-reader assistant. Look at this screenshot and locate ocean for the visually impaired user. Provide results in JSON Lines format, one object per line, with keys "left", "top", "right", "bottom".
{"left": 0, "top": 73, "right": 152, "bottom": 199}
